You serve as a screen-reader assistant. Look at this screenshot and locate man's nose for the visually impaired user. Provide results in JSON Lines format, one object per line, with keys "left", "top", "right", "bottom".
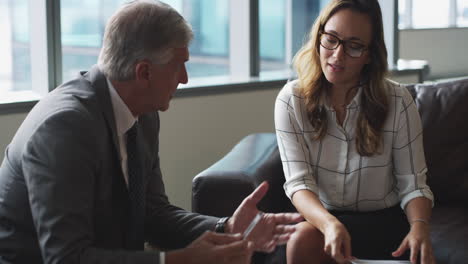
{"left": 179, "top": 65, "right": 188, "bottom": 84}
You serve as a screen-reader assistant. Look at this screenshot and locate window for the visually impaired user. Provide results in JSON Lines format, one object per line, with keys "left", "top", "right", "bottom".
{"left": 399, "top": 0, "right": 468, "bottom": 29}
{"left": 61, "top": 0, "right": 230, "bottom": 82}
{"left": 458, "top": 0, "right": 468, "bottom": 26}
{"left": 259, "top": 0, "right": 286, "bottom": 72}
{"left": 0, "top": 0, "right": 31, "bottom": 101}
{"left": 176, "top": 0, "right": 230, "bottom": 78}
{"left": 1, "top": 0, "right": 48, "bottom": 104}
{"left": 60, "top": 0, "right": 230, "bottom": 82}
{"left": 61, "top": 0, "right": 127, "bottom": 83}
{"left": 259, "top": 0, "right": 330, "bottom": 74}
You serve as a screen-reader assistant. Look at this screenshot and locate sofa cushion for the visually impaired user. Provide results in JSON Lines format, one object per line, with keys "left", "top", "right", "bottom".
{"left": 431, "top": 205, "right": 468, "bottom": 263}
{"left": 414, "top": 78, "right": 468, "bottom": 204}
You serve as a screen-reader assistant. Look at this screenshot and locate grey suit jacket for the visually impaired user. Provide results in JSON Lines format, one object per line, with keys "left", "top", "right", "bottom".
{"left": 0, "top": 66, "right": 218, "bottom": 263}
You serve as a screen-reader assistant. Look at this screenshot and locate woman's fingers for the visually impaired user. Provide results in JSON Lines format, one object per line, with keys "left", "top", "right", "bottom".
{"left": 410, "top": 242, "right": 420, "bottom": 264}
{"left": 330, "top": 239, "right": 346, "bottom": 263}
{"left": 420, "top": 242, "right": 434, "bottom": 264}
{"left": 392, "top": 238, "right": 409, "bottom": 257}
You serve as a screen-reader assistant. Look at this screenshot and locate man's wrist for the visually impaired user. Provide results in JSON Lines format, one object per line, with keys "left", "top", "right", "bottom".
{"left": 159, "top": 252, "right": 165, "bottom": 264}
{"left": 225, "top": 217, "right": 233, "bottom": 233}
{"left": 164, "top": 250, "right": 181, "bottom": 264}
{"left": 215, "top": 217, "right": 230, "bottom": 233}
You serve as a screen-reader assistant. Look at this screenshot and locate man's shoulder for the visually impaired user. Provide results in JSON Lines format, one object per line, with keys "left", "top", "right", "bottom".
{"left": 38, "top": 67, "right": 109, "bottom": 118}
{"left": 36, "top": 82, "right": 98, "bottom": 120}
{"left": 18, "top": 74, "right": 108, "bottom": 145}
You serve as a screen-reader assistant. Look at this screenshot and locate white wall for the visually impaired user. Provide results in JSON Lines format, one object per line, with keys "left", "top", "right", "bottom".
{"left": 399, "top": 27, "right": 468, "bottom": 80}
{"left": 158, "top": 88, "right": 280, "bottom": 209}
{"left": 0, "top": 112, "right": 28, "bottom": 158}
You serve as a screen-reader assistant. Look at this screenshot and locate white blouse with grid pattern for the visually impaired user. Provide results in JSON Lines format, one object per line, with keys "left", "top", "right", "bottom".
{"left": 274, "top": 79, "right": 434, "bottom": 212}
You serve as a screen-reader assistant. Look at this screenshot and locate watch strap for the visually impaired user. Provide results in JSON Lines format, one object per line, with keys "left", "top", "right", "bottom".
{"left": 215, "top": 217, "right": 230, "bottom": 233}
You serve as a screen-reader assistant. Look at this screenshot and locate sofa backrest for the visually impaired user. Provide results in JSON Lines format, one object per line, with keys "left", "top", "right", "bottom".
{"left": 412, "top": 77, "right": 468, "bottom": 204}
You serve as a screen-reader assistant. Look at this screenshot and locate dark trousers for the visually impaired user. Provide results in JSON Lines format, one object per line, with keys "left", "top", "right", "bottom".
{"left": 331, "top": 205, "right": 410, "bottom": 260}
{"left": 256, "top": 205, "right": 411, "bottom": 263}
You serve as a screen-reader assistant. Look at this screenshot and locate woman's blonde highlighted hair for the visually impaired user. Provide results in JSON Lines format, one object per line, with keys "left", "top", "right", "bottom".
{"left": 293, "top": 0, "right": 389, "bottom": 156}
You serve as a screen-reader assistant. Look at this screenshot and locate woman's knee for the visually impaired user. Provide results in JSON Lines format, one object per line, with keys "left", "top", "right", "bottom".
{"left": 289, "top": 221, "right": 323, "bottom": 248}
{"left": 287, "top": 221, "right": 330, "bottom": 264}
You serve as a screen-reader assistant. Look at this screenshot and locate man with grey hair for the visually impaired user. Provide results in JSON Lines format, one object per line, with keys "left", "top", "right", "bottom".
{"left": 0, "top": 0, "right": 302, "bottom": 263}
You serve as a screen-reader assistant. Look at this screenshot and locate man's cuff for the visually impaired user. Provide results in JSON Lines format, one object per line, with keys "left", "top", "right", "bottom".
{"left": 159, "top": 252, "right": 165, "bottom": 264}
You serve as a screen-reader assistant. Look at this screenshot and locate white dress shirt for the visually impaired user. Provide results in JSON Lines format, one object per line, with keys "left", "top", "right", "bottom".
{"left": 107, "top": 78, "right": 137, "bottom": 186}
{"left": 275, "top": 79, "right": 434, "bottom": 212}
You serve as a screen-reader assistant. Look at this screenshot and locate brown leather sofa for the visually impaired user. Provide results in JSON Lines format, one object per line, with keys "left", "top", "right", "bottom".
{"left": 192, "top": 77, "right": 468, "bottom": 264}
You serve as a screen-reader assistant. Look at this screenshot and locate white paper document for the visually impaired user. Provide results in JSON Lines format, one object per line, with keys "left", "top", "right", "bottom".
{"left": 350, "top": 259, "right": 411, "bottom": 264}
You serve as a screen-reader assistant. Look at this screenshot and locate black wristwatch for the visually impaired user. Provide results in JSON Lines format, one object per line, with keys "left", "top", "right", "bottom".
{"left": 215, "top": 217, "right": 230, "bottom": 233}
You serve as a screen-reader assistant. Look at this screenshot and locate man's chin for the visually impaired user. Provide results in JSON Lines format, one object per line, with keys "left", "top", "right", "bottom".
{"left": 158, "top": 104, "right": 170, "bottom": 112}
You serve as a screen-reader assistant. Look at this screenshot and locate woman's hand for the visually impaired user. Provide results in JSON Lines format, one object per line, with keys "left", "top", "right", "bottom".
{"left": 322, "top": 219, "right": 352, "bottom": 264}
{"left": 392, "top": 222, "right": 435, "bottom": 264}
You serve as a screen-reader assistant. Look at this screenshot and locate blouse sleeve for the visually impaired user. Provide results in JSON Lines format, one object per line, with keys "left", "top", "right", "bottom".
{"left": 392, "top": 85, "right": 434, "bottom": 210}
{"left": 274, "top": 82, "right": 318, "bottom": 199}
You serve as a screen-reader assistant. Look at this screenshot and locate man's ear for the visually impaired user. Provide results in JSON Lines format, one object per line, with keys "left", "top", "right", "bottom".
{"left": 135, "top": 61, "right": 151, "bottom": 81}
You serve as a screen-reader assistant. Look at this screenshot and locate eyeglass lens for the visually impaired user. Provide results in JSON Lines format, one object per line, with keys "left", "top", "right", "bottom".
{"left": 320, "top": 33, "right": 365, "bottom": 58}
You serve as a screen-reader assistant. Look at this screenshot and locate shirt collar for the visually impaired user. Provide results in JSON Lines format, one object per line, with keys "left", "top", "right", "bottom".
{"left": 106, "top": 77, "right": 137, "bottom": 136}
{"left": 324, "top": 85, "right": 362, "bottom": 111}
{"left": 348, "top": 85, "right": 362, "bottom": 109}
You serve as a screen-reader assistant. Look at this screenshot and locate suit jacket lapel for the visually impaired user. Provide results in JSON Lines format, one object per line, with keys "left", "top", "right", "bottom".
{"left": 82, "top": 66, "right": 129, "bottom": 199}
{"left": 83, "top": 65, "right": 121, "bottom": 159}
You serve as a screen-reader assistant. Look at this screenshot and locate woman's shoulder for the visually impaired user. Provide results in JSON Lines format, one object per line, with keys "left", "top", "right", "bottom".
{"left": 277, "top": 79, "right": 303, "bottom": 100}
{"left": 384, "top": 79, "right": 414, "bottom": 101}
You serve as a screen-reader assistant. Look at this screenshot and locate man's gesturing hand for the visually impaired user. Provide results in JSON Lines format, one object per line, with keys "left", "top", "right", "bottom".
{"left": 227, "top": 181, "right": 303, "bottom": 252}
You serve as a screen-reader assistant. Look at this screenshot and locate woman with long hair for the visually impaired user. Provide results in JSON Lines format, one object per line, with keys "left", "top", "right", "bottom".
{"left": 274, "top": 0, "right": 435, "bottom": 263}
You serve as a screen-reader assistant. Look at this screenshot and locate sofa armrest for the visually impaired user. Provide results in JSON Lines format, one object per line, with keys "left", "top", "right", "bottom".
{"left": 192, "top": 133, "right": 295, "bottom": 217}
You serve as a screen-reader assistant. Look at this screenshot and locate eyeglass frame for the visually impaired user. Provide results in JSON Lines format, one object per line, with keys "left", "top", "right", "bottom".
{"left": 318, "top": 31, "right": 369, "bottom": 58}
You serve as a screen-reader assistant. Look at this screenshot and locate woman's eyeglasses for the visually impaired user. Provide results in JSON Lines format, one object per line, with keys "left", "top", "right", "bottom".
{"left": 319, "top": 31, "right": 368, "bottom": 58}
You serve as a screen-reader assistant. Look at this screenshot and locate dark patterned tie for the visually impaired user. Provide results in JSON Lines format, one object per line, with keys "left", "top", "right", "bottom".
{"left": 126, "top": 122, "right": 145, "bottom": 250}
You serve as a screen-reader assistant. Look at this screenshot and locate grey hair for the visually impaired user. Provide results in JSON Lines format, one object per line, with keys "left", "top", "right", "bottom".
{"left": 98, "top": 0, "right": 193, "bottom": 81}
